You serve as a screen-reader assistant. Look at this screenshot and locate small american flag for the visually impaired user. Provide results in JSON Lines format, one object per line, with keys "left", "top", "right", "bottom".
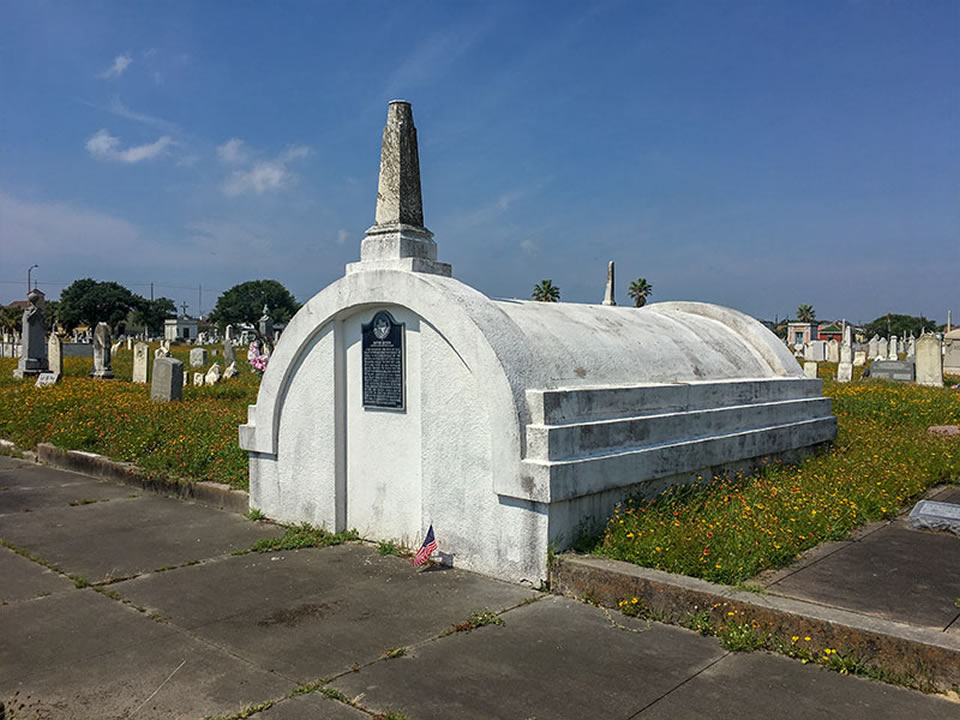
{"left": 413, "top": 525, "right": 437, "bottom": 567}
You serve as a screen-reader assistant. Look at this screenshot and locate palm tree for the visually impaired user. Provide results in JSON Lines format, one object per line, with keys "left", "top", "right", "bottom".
{"left": 796, "top": 304, "right": 816, "bottom": 323}
{"left": 627, "top": 278, "right": 653, "bottom": 308}
{"left": 531, "top": 280, "right": 560, "bottom": 303}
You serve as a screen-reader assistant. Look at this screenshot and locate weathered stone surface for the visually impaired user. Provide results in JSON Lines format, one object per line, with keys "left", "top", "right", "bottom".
{"left": 223, "top": 340, "right": 236, "bottom": 367}
{"left": 803, "top": 361, "right": 818, "bottom": 379}
{"left": 189, "top": 347, "right": 207, "bottom": 367}
{"left": 15, "top": 290, "right": 47, "bottom": 377}
{"left": 853, "top": 350, "right": 867, "bottom": 366}
{"left": 928, "top": 425, "right": 960, "bottom": 438}
{"left": 258, "top": 305, "right": 273, "bottom": 341}
{"left": 193, "top": 372, "right": 204, "bottom": 386}
{"left": 889, "top": 335, "right": 899, "bottom": 359}
{"left": 837, "top": 362, "right": 852, "bottom": 383}
{"left": 804, "top": 341, "right": 826, "bottom": 362}
{"left": 47, "top": 333, "right": 62, "bottom": 379}
{"left": 374, "top": 99, "right": 424, "bottom": 229}
{"left": 34, "top": 372, "right": 58, "bottom": 388}
{"left": 223, "top": 361, "right": 238, "bottom": 379}
{"left": 602, "top": 260, "right": 616, "bottom": 306}
{"left": 151, "top": 356, "right": 183, "bottom": 402}
{"left": 908, "top": 500, "right": 960, "bottom": 536}
{"left": 205, "top": 362, "right": 222, "bottom": 385}
{"left": 868, "top": 335, "right": 879, "bottom": 358}
{"left": 827, "top": 340, "right": 840, "bottom": 363}
{"left": 877, "top": 337, "right": 889, "bottom": 360}
{"left": 870, "top": 360, "right": 915, "bottom": 383}
{"left": 90, "top": 322, "right": 114, "bottom": 379}
{"left": 155, "top": 347, "right": 170, "bottom": 359}
{"left": 132, "top": 342, "right": 149, "bottom": 384}
{"left": 916, "top": 334, "right": 943, "bottom": 387}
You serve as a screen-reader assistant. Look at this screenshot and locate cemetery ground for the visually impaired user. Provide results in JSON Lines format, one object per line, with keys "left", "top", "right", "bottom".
{"left": 1, "top": 454, "right": 958, "bottom": 720}
{"left": 2, "top": 353, "right": 960, "bottom": 716}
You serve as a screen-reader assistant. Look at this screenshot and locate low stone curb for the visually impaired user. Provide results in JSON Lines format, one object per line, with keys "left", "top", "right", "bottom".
{"left": 553, "top": 554, "right": 960, "bottom": 690}
{"left": 29, "top": 442, "right": 250, "bottom": 515}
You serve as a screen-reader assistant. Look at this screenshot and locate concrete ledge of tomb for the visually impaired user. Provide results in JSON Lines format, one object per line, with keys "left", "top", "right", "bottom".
{"left": 503, "top": 416, "right": 838, "bottom": 504}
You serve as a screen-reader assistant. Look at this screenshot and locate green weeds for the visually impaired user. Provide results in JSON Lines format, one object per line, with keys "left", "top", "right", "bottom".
{"left": 236, "top": 523, "right": 359, "bottom": 555}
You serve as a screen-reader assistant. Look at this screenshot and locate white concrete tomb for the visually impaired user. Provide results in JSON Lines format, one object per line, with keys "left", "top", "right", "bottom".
{"left": 239, "top": 102, "right": 837, "bottom": 584}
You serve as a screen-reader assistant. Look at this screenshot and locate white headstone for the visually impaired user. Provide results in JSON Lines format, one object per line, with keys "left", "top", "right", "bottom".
{"left": 876, "top": 338, "right": 888, "bottom": 360}
{"left": 47, "top": 334, "right": 63, "bottom": 380}
{"left": 223, "top": 360, "right": 238, "bottom": 379}
{"left": 133, "top": 343, "right": 150, "bottom": 384}
{"left": 803, "top": 361, "right": 818, "bottom": 379}
{"left": 868, "top": 335, "right": 879, "bottom": 358}
{"left": 888, "top": 335, "right": 899, "bottom": 360}
{"left": 193, "top": 372, "right": 204, "bottom": 386}
{"left": 827, "top": 340, "right": 840, "bottom": 363}
{"left": 91, "top": 322, "right": 115, "bottom": 379}
{"left": 853, "top": 350, "right": 867, "bottom": 367}
{"left": 915, "top": 334, "right": 943, "bottom": 387}
{"left": 837, "top": 363, "right": 852, "bottom": 383}
{"left": 190, "top": 347, "right": 207, "bottom": 367}
{"left": 205, "top": 363, "right": 222, "bottom": 385}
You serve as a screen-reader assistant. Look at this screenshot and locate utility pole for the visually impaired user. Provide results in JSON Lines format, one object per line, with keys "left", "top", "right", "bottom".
{"left": 150, "top": 282, "right": 154, "bottom": 301}
{"left": 198, "top": 284, "right": 202, "bottom": 318}
{"left": 27, "top": 264, "right": 38, "bottom": 295}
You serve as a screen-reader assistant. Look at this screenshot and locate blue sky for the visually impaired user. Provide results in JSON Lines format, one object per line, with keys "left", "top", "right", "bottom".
{"left": 1, "top": 0, "right": 957, "bottom": 325}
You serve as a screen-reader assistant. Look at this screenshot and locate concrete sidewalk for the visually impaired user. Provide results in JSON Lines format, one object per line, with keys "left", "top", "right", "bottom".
{"left": 1, "top": 455, "right": 957, "bottom": 719}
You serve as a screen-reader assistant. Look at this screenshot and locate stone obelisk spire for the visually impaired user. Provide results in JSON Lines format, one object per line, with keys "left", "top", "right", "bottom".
{"left": 602, "top": 261, "right": 616, "bottom": 306}
{"left": 349, "top": 100, "right": 451, "bottom": 276}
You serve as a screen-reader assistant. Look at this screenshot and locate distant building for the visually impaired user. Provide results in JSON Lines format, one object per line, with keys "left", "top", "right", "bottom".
{"left": 786, "top": 321, "right": 818, "bottom": 345}
{"left": 9, "top": 288, "right": 46, "bottom": 309}
{"left": 817, "top": 322, "right": 843, "bottom": 342}
{"left": 164, "top": 316, "right": 199, "bottom": 341}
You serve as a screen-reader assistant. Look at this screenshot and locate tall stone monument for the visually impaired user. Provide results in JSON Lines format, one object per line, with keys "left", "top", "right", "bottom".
{"left": 602, "top": 261, "right": 616, "bottom": 306}
{"left": 258, "top": 306, "right": 274, "bottom": 344}
{"left": 48, "top": 333, "right": 63, "bottom": 381}
{"left": 915, "top": 334, "right": 943, "bottom": 387}
{"left": 133, "top": 342, "right": 150, "bottom": 383}
{"left": 889, "top": 335, "right": 899, "bottom": 360}
{"left": 13, "top": 290, "right": 48, "bottom": 378}
{"left": 90, "top": 322, "right": 115, "bottom": 379}
{"left": 223, "top": 338, "right": 237, "bottom": 367}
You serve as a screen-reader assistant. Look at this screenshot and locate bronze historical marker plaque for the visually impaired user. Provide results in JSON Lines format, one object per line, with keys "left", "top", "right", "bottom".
{"left": 362, "top": 310, "right": 404, "bottom": 409}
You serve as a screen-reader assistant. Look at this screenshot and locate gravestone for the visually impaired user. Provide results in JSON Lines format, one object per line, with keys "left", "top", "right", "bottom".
{"left": 190, "top": 348, "right": 207, "bottom": 367}
{"left": 126, "top": 336, "right": 133, "bottom": 351}
{"left": 907, "top": 334, "right": 916, "bottom": 358}
{"left": 225, "top": 324, "right": 234, "bottom": 343}
{"left": 133, "top": 343, "right": 150, "bottom": 384}
{"left": 804, "top": 341, "right": 827, "bottom": 363}
{"left": 90, "top": 322, "right": 115, "bottom": 379}
{"left": 223, "top": 340, "right": 236, "bottom": 367}
{"left": 868, "top": 335, "right": 879, "bottom": 358}
{"left": 944, "top": 340, "right": 960, "bottom": 374}
{"left": 853, "top": 350, "right": 867, "bottom": 367}
{"left": 837, "top": 343, "right": 853, "bottom": 383}
{"left": 223, "top": 361, "right": 238, "bottom": 379}
{"left": 259, "top": 306, "right": 274, "bottom": 342}
{"left": 915, "top": 334, "right": 942, "bottom": 387}
{"left": 827, "top": 340, "right": 840, "bottom": 363}
{"left": 13, "top": 290, "right": 48, "bottom": 378}
{"left": 35, "top": 372, "right": 58, "bottom": 388}
{"left": 205, "top": 363, "right": 222, "bottom": 385}
{"left": 908, "top": 500, "right": 960, "bottom": 536}
{"left": 876, "top": 338, "right": 888, "bottom": 360}
{"left": 803, "top": 361, "right": 818, "bottom": 379}
{"left": 155, "top": 347, "right": 170, "bottom": 360}
{"left": 193, "top": 372, "right": 204, "bottom": 386}
{"left": 111, "top": 339, "right": 123, "bottom": 356}
{"left": 151, "top": 357, "right": 183, "bottom": 402}
{"left": 888, "top": 335, "right": 899, "bottom": 360}
{"left": 870, "top": 360, "right": 915, "bottom": 383}
{"left": 48, "top": 334, "right": 63, "bottom": 381}
{"left": 183, "top": 370, "right": 189, "bottom": 386}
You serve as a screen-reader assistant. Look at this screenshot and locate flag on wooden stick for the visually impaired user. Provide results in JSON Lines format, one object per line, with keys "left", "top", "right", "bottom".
{"left": 413, "top": 525, "right": 437, "bottom": 567}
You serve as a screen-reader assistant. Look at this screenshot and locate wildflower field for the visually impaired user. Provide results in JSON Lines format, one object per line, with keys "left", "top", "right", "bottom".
{"left": 595, "top": 369, "right": 960, "bottom": 585}
{"left": 0, "top": 346, "right": 257, "bottom": 489}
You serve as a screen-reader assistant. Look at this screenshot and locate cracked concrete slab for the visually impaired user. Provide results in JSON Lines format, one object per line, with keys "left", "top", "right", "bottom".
{"left": 0, "top": 545, "right": 73, "bottom": 603}
{"left": 110, "top": 544, "right": 538, "bottom": 681}
{"left": 256, "top": 693, "right": 369, "bottom": 719}
{"left": 636, "top": 650, "right": 956, "bottom": 719}
{"left": 331, "top": 595, "right": 728, "bottom": 720}
{"left": 769, "top": 524, "right": 960, "bottom": 629}
{"left": 0, "top": 492, "right": 282, "bottom": 582}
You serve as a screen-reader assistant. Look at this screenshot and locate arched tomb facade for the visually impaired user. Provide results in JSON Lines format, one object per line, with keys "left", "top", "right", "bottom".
{"left": 240, "top": 102, "right": 836, "bottom": 584}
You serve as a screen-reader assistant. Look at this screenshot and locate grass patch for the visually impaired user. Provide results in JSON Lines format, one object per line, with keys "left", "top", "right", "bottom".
{"left": 595, "top": 378, "right": 960, "bottom": 584}
{"left": 374, "top": 710, "right": 409, "bottom": 720}
{"left": 381, "top": 646, "right": 406, "bottom": 659}
{"left": 247, "top": 507, "right": 265, "bottom": 521}
{"left": 0, "top": 350, "right": 258, "bottom": 490}
{"left": 237, "top": 523, "right": 359, "bottom": 554}
{"left": 441, "top": 608, "right": 505, "bottom": 636}
{"left": 376, "top": 539, "right": 408, "bottom": 557}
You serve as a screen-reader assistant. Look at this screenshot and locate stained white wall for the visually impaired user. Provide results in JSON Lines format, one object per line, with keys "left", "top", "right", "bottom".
{"left": 344, "top": 307, "right": 422, "bottom": 545}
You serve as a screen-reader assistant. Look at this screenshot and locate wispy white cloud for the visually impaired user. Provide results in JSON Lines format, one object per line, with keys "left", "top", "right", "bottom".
{"left": 86, "top": 129, "right": 174, "bottom": 163}
{"left": 105, "top": 97, "right": 179, "bottom": 133}
{"left": 216, "top": 138, "right": 249, "bottom": 165}
{"left": 99, "top": 54, "right": 132, "bottom": 79}
{"left": 336, "top": 229, "right": 349, "bottom": 245}
{"left": 221, "top": 145, "right": 310, "bottom": 197}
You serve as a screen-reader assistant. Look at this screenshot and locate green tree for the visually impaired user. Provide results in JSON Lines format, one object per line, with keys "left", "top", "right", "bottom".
{"left": 863, "top": 313, "right": 937, "bottom": 339}
{"left": 58, "top": 279, "right": 142, "bottom": 334}
{"left": 42, "top": 299, "right": 60, "bottom": 334}
{"left": 796, "top": 304, "right": 816, "bottom": 322}
{"left": 132, "top": 297, "right": 176, "bottom": 336}
{"left": 531, "top": 279, "right": 560, "bottom": 302}
{"left": 209, "top": 280, "right": 300, "bottom": 331}
{"left": 627, "top": 278, "right": 653, "bottom": 308}
{"left": 0, "top": 304, "right": 22, "bottom": 335}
